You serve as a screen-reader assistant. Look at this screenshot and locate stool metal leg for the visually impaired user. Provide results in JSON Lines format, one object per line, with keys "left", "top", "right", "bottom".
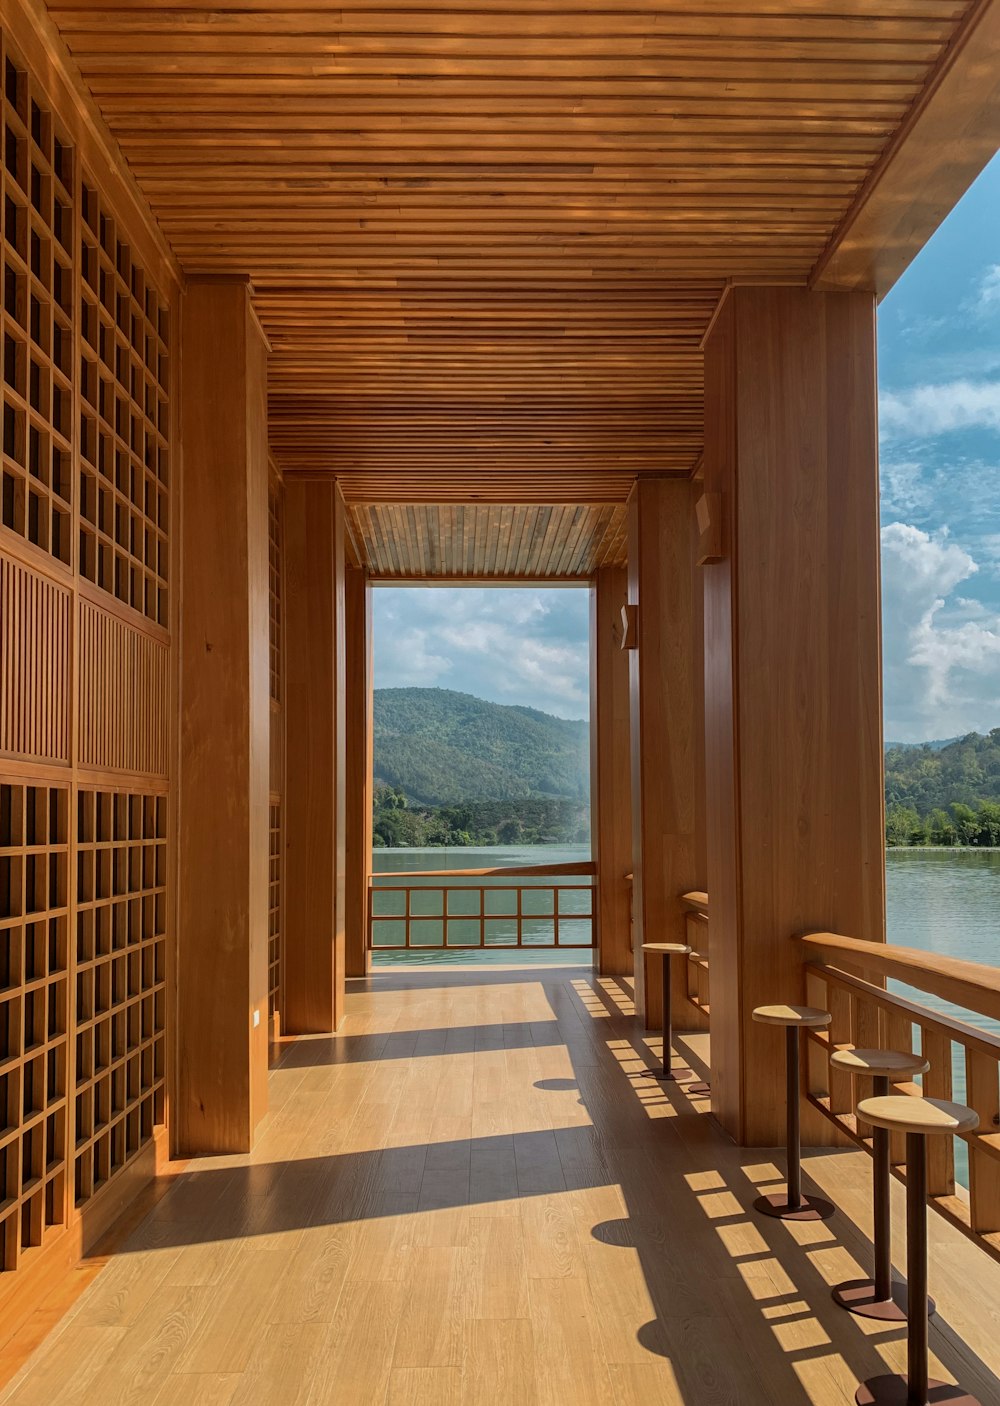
{"left": 754, "top": 1025, "right": 834, "bottom": 1222}
{"left": 909, "top": 1132, "right": 929, "bottom": 1405}
{"left": 856, "top": 1132, "right": 980, "bottom": 1405}
{"left": 643, "top": 953, "right": 696, "bottom": 1084}
{"left": 661, "top": 952, "right": 672, "bottom": 1078}
{"left": 786, "top": 1025, "right": 802, "bottom": 1209}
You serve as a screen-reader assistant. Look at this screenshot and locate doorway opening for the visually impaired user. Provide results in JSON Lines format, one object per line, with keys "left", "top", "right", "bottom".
{"left": 369, "top": 585, "right": 593, "bottom": 965}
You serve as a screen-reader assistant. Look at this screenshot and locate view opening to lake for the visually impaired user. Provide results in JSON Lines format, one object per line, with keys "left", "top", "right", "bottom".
{"left": 876, "top": 155, "right": 1000, "bottom": 1185}
{"left": 370, "top": 585, "right": 592, "bottom": 965}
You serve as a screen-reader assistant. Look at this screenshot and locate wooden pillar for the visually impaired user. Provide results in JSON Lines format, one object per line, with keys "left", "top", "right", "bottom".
{"left": 703, "top": 286, "right": 885, "bottom": 1145}
{"left": 627, "top": 479, "right": 700, "bottom": 1029}
{"left": 590, "top": 566, "right": 633, "bottom": 975}
{"left": 177, "top": 277, "right": 270, "bottom": 1155}
{"left": 345, "top": 564, "right": 373, "bottom": 977}
{"left": 284, "top": 480, "right": 347, "bottom": 1031}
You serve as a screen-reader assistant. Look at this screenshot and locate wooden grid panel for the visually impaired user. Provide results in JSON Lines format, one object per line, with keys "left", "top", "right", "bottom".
{"left": 0, "top": 549, "right": 71, "bottom": 763}
{"left": 73, "top": 788, "right": 166, "bottom": 1209}
{"left": 267, "top": 803, "right": 280, "bottom": 1022}
{"left": 0, "top": 780, "right": 69, "bottom": 1274}
{"left": 1, "top": 40, "right": 74, "bottom": 565}
{"left": 77, "top": 598, "right": 168, "bottom": 777}
{"left": 78, "top": 173, "right": 169, "bottom": 625}
{"left": 350, "top": 501, "right": 627, "bottom": 577}
{"left": 267, "top": 480, "right": 282, "bottom": 704}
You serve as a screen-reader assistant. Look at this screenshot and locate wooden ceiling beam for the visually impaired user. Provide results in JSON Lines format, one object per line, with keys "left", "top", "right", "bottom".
{"left": 813, "top": 0, "right": 1000, "bottom": 292}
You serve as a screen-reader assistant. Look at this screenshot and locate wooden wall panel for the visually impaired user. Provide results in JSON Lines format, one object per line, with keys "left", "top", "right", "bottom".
{"left": 590, "top": 565, "right": 633, "bottom": 977}
{"left": 0, "top": 552, "right": 71, "bottom": 764}
{"left": 703, "top": 286, "right": 884, "bottom": 1146}
{"left": 344, "top": 563, "right": 372, "bottom": 978}
{"left": 0, "top": 6, "right": 177, "bottom": 1308}
{"left": 266, "top": 470, "right": 285, "bottom": 1040}
{"left": 77, "top": 599, "right": 168, "bottom": 776}
{"left": 702, "top": 295, "right": 741, "bottom": 1137}
{"left": 627, "top": 479, "right": 700, "bottom": 1029}
{"left": 176, "top": 278, "right": 269, "bottom": 1155}
{"left": 284, "top": 479, "right": 347, "bottom": 1032}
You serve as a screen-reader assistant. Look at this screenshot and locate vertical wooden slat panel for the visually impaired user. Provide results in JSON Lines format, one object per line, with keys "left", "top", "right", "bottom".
{"left": 0, "top": 552, "right": 71, "bottom": 764}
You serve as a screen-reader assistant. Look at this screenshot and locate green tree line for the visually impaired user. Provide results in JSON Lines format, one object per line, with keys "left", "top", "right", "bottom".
{"left": 884, "top": 729, "right": 1000, "bottom": 846}
{"left": 373, "top": 785, "right": 589, "bottom": 848}
{"left": 886, "top": 800, "right": 1000, "bottom": 848}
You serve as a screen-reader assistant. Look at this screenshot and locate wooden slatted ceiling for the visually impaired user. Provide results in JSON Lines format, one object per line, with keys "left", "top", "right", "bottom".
{"left": 45, "top": 0, "right": 979, "bottom": 523}
{"left": 349, "top": 503, "right": 628, "bottom": 576}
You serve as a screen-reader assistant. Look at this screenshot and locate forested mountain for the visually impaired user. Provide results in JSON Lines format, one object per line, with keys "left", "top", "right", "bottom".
{"left": 373, "top": 692, "right": 1000, "bottom": 848}
{"left": 885, "top": 730, "right": 1000, "bottom": 845}
{"left": 373, "top": 687, "right": 588, "bottom": 806}
{"left": 372, "top": 688, "right": 589, "bottom": 847}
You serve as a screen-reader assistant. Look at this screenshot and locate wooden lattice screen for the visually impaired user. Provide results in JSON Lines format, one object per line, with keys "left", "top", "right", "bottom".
{"left": 0, "top": 23, "right": 175, "bottom": 1286}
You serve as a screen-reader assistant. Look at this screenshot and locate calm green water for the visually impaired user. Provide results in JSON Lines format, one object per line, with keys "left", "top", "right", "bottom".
{"left": 886, "top": 850, "right": 1000, "bottom": 1186}
{"left": 370, "top": 843, "right": 592, "bottom": 966}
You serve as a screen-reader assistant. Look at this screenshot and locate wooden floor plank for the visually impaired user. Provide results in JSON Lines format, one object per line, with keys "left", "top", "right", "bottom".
{"left": 3, "top": 966, "right": 1000, "bottom": 1406}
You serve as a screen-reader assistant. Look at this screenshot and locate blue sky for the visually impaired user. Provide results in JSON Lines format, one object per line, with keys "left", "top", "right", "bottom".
{"left": 375, "top": 156, "right": 1000, "bottom": 738}
{"left": 878, "top": 153, "right": 1000, "bottom": 742}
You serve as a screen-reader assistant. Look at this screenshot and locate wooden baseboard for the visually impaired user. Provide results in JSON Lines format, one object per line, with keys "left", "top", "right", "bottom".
{"left": 0, "top": 1127, "right": 187, "bottom": 1390}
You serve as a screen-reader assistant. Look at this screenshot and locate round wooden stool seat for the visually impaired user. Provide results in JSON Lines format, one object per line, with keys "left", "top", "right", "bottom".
{"left": 831, "top": 1048, "right": 929, "bottom": 1080}
{"left": 641, "top": 942, "right": 691, "bottom": 956}
{"left": 752, "top": 1003, "right": 831, "bottom": 1029}
{"left": 856, "top": 1095, "right": 979, "bottom": 1137}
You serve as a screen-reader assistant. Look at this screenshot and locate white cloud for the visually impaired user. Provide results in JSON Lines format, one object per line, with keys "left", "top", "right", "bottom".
{"left": 879, "top": 379, "right": 1000, "bottom": 439}
{"left": 882, "top": 523, "right": 1000, "bottom": 739}
{"left": 976, "top": 264, "right": 1000, "bottom": 312}
{"left": 373, "top": 586, "right": 590, "bottom": 719}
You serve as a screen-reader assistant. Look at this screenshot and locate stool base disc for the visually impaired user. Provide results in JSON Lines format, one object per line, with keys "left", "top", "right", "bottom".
{"left": 641, "top": 1067, "right": 694, "bottom": 1082}
{"left": 685, "top": 1081, "right": 711, "bottom": 1096}
{"left": 833, "top": 1278, "right": 934, "bottom": 1322}
{"left": 856, "top": 1374, "right": 980, "bottom": 1405}
{"left": 753, "top": 1192, "right": 836, "bottom": 1222}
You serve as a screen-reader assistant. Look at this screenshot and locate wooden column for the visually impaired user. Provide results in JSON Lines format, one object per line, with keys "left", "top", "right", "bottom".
{"left": 345, "top": 564, "right": 373, "bottom": 977}
{"left": 703, "top": 287, "right": 885, "bottom": 1145}
{"left": 177, "top": 278, "right": 270, "bottom": 1155}
{"left": 284, "top": 480, "right": 347, "bottom": 1031}
{"left": 627, "top": 479, "right": 700, "bottom": 1029}
{"left": 590, "top": 566, "right": 633, "bottom": 975}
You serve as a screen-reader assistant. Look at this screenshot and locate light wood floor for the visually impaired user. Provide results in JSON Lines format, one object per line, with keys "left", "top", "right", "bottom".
{"left": 3, "top": 965, "right": 1000, "bottom": 1406}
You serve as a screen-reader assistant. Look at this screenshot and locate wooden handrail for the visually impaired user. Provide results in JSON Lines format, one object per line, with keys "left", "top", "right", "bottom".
{"left": 799, "top": 931, "right": 1000, "bottom": 1025}
{"left": 370, "top": 860, "right": 596, "bottom": 880}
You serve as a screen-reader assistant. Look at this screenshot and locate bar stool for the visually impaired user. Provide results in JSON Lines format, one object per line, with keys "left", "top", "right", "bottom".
{"left": 751, "top": 1004, "right": 835, "bottom": 1221}
{"left": 855, "top": 1095, "right": 980, "bottom": 1406}
{"left": 830, "top": 1047, "right": 930, "bottom": 1321}
{"left": 640, "top": 942, "right": 695, "bottom": 1083}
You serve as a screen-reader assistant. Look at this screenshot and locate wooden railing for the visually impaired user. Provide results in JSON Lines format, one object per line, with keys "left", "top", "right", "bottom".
{"left": 367, "top": 861, "right": 596, "bottom": 952}
{"left": 800, "top": 932, "right": 1000, "bottom": 1260}
{"left": 681, "top": 891, "right": 710, "bottom": 1024}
